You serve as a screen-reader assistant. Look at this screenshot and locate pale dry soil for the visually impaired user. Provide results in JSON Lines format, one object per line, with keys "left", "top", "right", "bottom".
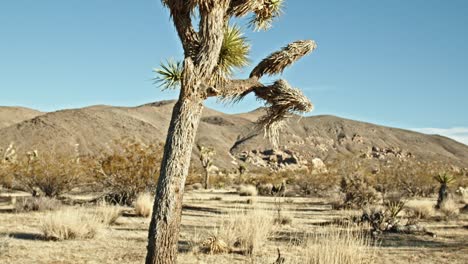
{"left": 0, "top": 190, "right": 467, "bottom": 264}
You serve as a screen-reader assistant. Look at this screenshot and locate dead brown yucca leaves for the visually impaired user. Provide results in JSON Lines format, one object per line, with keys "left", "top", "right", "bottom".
{"left": 134, "top": 192, "right": 153, "bottom": 218}
{"left": 40, "top": 209, "right": 101, "bottom": 241}
{"left": 200, "top": 236, "right": 230, "bottom": 254}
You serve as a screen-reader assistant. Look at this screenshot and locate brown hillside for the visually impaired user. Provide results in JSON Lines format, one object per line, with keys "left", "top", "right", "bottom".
{"left": 0, "top": 101, "right": 467, "bottom": 170}
{"left": 0, "top": 106, "right": 43, "bottom": 129}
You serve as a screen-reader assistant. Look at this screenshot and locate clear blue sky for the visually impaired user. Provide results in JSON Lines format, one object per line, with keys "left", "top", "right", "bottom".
{"left": 1, "top": 0, "right": 467, "bottom": 142}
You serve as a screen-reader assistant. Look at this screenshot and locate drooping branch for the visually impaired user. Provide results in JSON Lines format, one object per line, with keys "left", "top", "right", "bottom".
{"left": 228, "top": 0, "right": 262, "bottom": 17}
{"left": 250, "top": 40, "right": 317, "bottom": 78}
{"left": 254, "top": 79, "right": 313, "bottom": 147}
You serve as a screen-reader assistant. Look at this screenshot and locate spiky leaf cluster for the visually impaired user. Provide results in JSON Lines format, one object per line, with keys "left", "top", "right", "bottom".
{"left": 210, "top": 25, "right": 250, "bottom": 85}
{"left": 154, "top": 59, "right": 183, "bottom": 90}
{"left": 434, "top": 173, "right": 455, "bottom": 185}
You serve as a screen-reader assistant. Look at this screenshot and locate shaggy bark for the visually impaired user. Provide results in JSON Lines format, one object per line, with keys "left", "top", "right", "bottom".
{"left": 146, "top": 95, "right": 204, "bottom": 264}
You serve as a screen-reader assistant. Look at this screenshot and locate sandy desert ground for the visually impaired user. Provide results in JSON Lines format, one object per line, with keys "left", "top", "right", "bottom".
{"left": 0, "top": 189, "right": 467, "bottom": 264}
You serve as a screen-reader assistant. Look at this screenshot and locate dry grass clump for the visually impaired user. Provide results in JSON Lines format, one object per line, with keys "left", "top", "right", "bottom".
{"left": 15, "top": 197, "right": 62, "bottom": 212}
{"left": 237, "top": 185, "right": 258, "bottom": 196}
{"left": 40, "top": 209, "right": 101, "bottom": 240}
{"left": 134, "top": 192, "right": 153, "bottom": 218}
{"left": 439, "top": 199, "right": 460, "bottom": 218}
{"left": 407, "top": 204, "right": 435, "bottom": 220}
{"left": 0, "top": 235, "right": 11, "bottom": 256}
{"left": 93, "top": 202, "right": 121, "bottom": 226}
{"left": 294, "top": 226, "right": 376, "bottom": 264}
{"left": 215, "top": 209, "right": 274, "bottom": 255}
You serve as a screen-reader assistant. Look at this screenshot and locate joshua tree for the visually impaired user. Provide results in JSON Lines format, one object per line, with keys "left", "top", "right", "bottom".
{"left": 197, "top": 145, "right": 215, "bottom": 189}
{"left": 147, "top": 1, "right": 316, "bottom": 263}
{"left": 237, "top": 163, "right": 247, "bottom": 184}
{"left": 434, "top": 173, "right": 455, "bottom": 209}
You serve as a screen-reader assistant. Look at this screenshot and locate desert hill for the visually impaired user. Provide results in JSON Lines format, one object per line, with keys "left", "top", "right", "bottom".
{"left": 0, "top": 106, "right": 43, "bottom": 129}
{"left": 0, "top": 101, "right": 467, "bottom": 170}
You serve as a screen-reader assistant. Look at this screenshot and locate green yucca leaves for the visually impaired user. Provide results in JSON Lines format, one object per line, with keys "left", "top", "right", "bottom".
{"left": 155, "top": 25, "right": 250, "bottom": 88}
{"left": 250, "top": 0, "right": 284, "bottom": 31}
{"left": 212, "top": 24, "right": 250, "bottom": 84}
{"left": 153, "top": 59, "right": 183, "bottom": 90}
{"left": 434, "top": 173, "right": 455, "bottom": 185}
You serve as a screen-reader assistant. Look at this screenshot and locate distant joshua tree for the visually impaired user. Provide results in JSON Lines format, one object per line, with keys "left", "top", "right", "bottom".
{"left": 434, "top": 173, "right": 455, "bottom": 209}
{"left": 146, "top": 1, "right": 316, "bottom": 263}
{"left": 197, "top": 145, "right": 215, "bottom": 189}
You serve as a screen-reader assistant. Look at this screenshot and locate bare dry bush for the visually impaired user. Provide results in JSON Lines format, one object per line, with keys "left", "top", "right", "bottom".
{"left": 94, "top": 139, "right": 163, "bottom": 205}
{"left": 9, "top": 150, "right": 88, "bottom": 197}
{"left": 214, "top": 209, "right": 274, "bottom": 256}
{"left": 237, "top": 185, "right": 258, "bottom": 196}
{"left": 293, "top": 225, "right": 376, "bottom": 264}
{"left": 341, "top": 174, "right": 380, "bottom": 208}
{"left": 40, "top": 208, "right": 102, "bottom": 240}
{"left": 0, "top": 143, "right": 16, "bottom": 188}
{"left": 134, "top": 192, "right": 153, "bottom": 218}
{"left": 15, "top": 197, "right": 62, "bottom": 212}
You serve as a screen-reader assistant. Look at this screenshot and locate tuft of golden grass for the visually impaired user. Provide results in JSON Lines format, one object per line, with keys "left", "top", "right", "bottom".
{"left": 93, "top": 202, "right": 121, "bottom": 226}
{"left": 40, "top": 209, "right": 101, "bottom": 241}
{"left": 407, "top": 204, "right": 435, "bottom": 220}
{"left": 214, "top": 208, "right": 274, "bottom": 255}
{"left": 294, "top": 225, "right": 376, "bottom": 264}
{"left": 134, "top": 193, "right": 153, "bottom": 218}
{"left": 439, "top": 199, "right": 460, "bottom": 218}
{"left": 0, "top": 235, "right": 11, "bottom": 256}
{"left": 237, "top": 185, "right": 258, "bottom": 197}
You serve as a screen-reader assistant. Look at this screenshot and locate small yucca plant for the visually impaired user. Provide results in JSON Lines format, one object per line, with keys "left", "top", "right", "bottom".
{"left": 386, "top": 200, "right": 405, "bottom": 219}
{"left": 434, "top": 173, "right": 455, "bottom": 209}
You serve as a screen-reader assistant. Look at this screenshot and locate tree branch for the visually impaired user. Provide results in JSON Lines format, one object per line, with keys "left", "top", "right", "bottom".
{"left": 250, "top": 40, "right": 317, "bottom": 78}
{"left": 195, "top": 0, "right": 230, "bottom": 80}
{"left": 162, "top": 0, "right": 199, "bottom": 58}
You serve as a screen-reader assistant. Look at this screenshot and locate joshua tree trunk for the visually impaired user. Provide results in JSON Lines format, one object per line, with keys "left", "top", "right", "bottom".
{"left": 436, "top": 183, "right": 448, "bottom": 209}
{"left": 146, "top": 91, "right": 204, "bottom": 264}
{"left": 203, "top": 169, "right": 209, "bottom": 189}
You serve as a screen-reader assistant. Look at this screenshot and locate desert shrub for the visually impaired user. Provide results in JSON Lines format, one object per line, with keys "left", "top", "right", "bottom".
{"left": 293, "top": 225, "right": 376, "bottom": 264}
{"left": 40, "top": 208, "right": 101, "bottom": 240}
{"left": 92, "top": 202, "right": 121, "bottom": 225}
{"left": 214, "top": 209, "right": 274, "bottom": 255}
{"left": 15, "top": 197, "right": 62, "bottom": 212}
{"left": 341, "top": 174, "right": 380, "bottom": 208}
{"left": 94, "top": 139, "right": 163, "bottom": 205}
{"left": 134, "top": 192, "right": 153, "bottom": 217}
{"left": 9, "top": 150, "right": 88, "bottom": 197}
{"left": 237, "top": 185, "right": 258, "bottom": 196}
